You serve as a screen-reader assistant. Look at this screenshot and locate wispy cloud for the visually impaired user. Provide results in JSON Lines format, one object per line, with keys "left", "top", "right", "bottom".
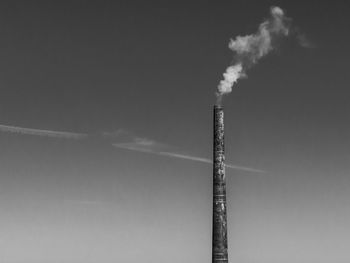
{"left": 101, "top": 129, "right": 129, "bottom": 139}
{"left": 113, "top": 136, "right": 170, "bottom": 152}
{"left": 113, "top": 136, "right": 265, "bottom": 173}
{"left": 296, "top": 33, "right": 315, "bottom": 48}
{"left": 0, "top": 124, "right": 88, "bottom": 139}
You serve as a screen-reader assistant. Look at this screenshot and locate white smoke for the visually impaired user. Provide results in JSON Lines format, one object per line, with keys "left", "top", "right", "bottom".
{"left": 217, "top": 64, "right": 245, "bottom": 105}
{"left": 216, "top": 6, "right": 291, "bottom": 103}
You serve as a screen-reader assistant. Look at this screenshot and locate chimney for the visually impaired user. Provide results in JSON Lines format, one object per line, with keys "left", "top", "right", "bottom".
{"left": 212, "top": 105, "right": 228, "bottom": 263}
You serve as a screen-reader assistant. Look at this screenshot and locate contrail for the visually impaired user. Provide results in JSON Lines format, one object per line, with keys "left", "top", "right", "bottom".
{"left": 0, "top": 123, "right": 264, "bottom": 173}
{"left": 113, "top": 141, "right": 265, "bottom": 173}
{"left": 159, "top": 151, "right": 265, "bottom": 173}
{"left": 0, "top": 124, "right": 88, "bottom": 139}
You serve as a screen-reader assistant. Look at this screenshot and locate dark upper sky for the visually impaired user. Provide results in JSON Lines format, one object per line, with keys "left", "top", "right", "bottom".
{"left": 1, "top": 1, "right": 350, "bottom": 262}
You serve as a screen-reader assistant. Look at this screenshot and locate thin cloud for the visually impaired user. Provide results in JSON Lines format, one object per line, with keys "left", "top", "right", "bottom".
{"left": 0, "top": 124, "right": 88, "bottom": 139}
{"left": 101, "top": 129, "right": 129, "bottom": 138}
{"left": 296, "top": 33, "right": 315, "bottom": 48}
{"left": 113, "top": 138, "right": 170, "bottom": 154}
{"left": 113, "top": 142, "right": 155, "bottom": 153}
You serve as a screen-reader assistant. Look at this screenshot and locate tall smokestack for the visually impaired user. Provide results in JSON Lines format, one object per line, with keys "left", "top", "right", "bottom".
{"left": 212, "top": 105, "right": 228, "bottom": 263}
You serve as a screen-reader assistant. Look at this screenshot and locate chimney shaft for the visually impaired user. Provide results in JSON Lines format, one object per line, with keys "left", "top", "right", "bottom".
{"left": 212, "top": 105, "right": 228, "bottom": 263}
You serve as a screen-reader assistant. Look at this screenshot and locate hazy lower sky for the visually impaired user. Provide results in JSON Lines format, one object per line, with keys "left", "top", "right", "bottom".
{"left": 1, "top": 1, "right": 350, "bottom": 262}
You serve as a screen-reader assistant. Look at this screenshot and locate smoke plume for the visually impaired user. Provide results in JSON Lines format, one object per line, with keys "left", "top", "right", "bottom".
{"left": 216, "top": 6, "right": 291, "bottom": 104}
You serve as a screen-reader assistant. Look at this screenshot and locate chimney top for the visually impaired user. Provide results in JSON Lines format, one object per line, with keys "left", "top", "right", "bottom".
{"left": 214, "top": 104, "right": 223, "bottom": 109}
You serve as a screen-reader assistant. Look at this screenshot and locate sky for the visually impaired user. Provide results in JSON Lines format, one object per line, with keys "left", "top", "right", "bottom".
{"left": 0, "top": 1, "right": 350, "bottom": 262}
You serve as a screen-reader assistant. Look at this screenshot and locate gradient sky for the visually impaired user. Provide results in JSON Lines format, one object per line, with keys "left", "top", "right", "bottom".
{"left": 1, "top": 1, "right": 350, "bottom": 262}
